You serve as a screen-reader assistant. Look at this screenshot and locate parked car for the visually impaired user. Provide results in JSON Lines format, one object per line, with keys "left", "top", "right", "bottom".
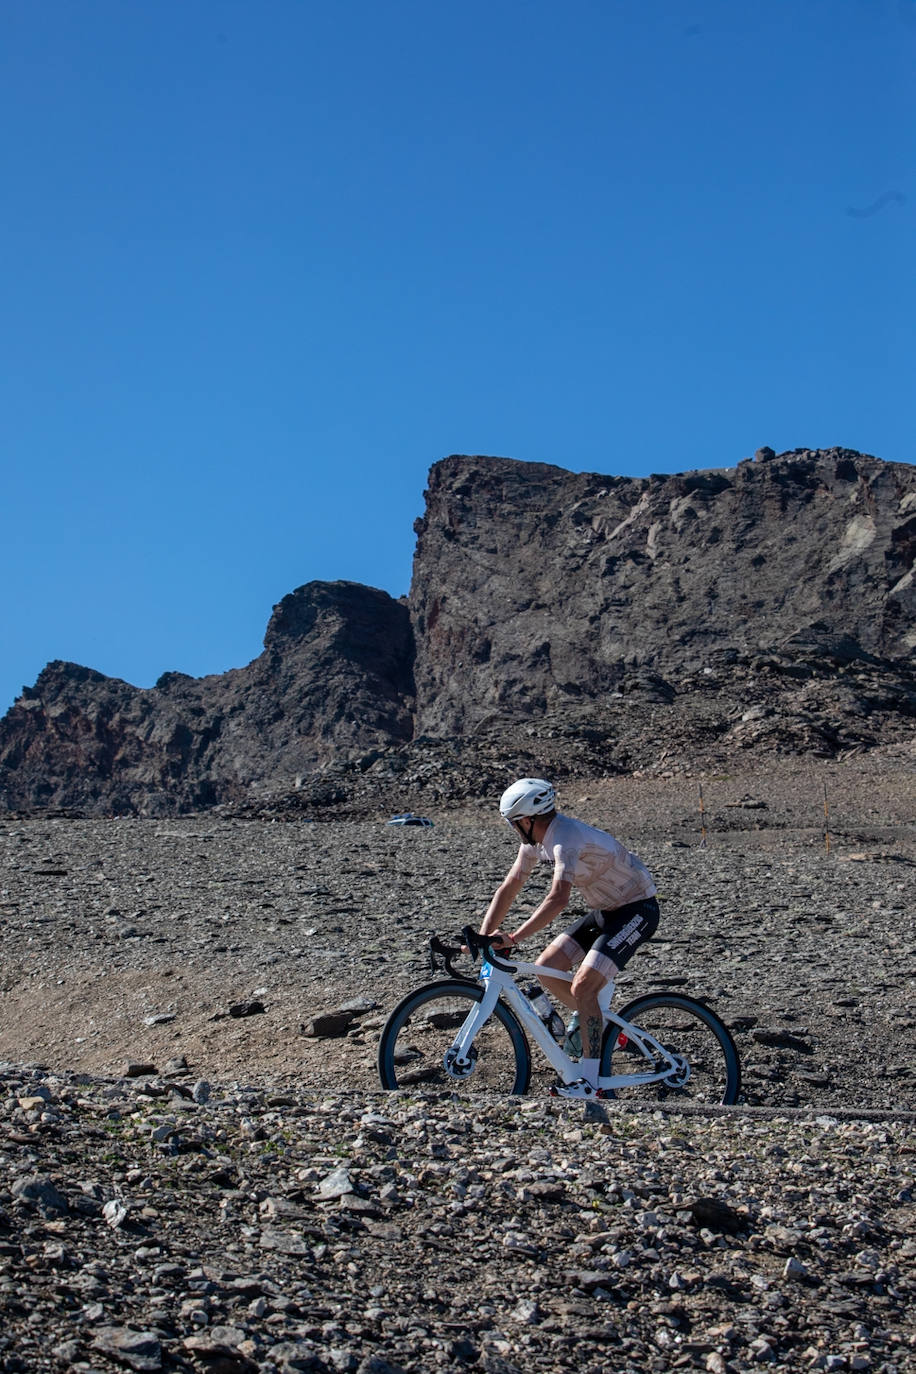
{"left": 386, "top": 812, "right": 434, "bottom": 828}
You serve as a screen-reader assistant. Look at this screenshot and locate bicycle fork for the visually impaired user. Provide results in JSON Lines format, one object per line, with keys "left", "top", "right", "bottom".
{"left": 442, "top": 972, "right": 502, "bottom": 1080}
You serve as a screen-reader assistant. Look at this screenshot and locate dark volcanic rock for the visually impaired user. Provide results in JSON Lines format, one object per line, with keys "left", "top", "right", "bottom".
{"left": 0, "top": 581, "right": 414, "bottom": 814}
{"left": 410, "top": 448, "right": 916, "bottom": 735}
{"left": 1, "top": 1061, "right": 913, "bottom": 1374}
{"left": 2, "top": 446, "right": 915, "bottom": 815}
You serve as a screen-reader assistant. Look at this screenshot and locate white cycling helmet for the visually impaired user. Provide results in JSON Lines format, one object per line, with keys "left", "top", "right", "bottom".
{"left": 499, "top": 778, "right": 556, "bottom": 821}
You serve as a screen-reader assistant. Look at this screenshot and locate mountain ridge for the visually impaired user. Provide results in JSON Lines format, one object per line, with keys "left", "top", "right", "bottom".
{"left": 2, "top": 446, "right": 914, "bottom": 815}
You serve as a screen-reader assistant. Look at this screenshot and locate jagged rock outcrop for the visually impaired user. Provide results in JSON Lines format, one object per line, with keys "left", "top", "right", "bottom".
{"left": 0, "top": 582, "right": 414, "bottom": 814}
{"left": 1, "top": 446, "right": 914, "bottom": 814}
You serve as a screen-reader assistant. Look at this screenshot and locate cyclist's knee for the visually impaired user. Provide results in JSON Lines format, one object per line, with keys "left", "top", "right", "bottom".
{"left": 571, "top": 966, "right": 608, "bottom": 999}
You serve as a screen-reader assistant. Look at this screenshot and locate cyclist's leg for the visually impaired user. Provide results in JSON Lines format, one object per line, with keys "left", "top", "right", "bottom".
{"left": 533, "top": 940, "right": 576, "bottom": 1010}
{"left": 570, "top": 963, "right": 613, "bottom": 1085}
{"left": 537, "top": 914, "right": 608, "bottom": 1090}
{"left": 535, "top": 912, "right": 601, "bottom": 1010}
{"left": 574, "top": 898, "right": 660, "bottom": 1087}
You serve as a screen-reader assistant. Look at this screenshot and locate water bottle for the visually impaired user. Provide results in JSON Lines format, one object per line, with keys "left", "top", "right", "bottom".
{"left": 564, "top": 1011, "right": 582, "bottom": 1058}
{"left": 523, "top": 981, "right": 565, "bottom": 1042}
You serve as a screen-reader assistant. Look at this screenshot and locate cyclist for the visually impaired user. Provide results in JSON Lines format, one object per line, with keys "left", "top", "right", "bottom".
{"left": 480, "top": 777, "right": 659, "bottom": 1100}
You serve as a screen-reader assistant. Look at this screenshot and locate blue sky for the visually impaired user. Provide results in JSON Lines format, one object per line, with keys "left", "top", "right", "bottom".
{"left": 2, "top": 0, "right": 913, "bottom": 715}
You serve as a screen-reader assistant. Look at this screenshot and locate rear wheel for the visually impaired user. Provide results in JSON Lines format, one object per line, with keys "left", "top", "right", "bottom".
{"left": 377, "top": 979, "right": 531, "bottom": 1094}
{"left": 601, "top": 992, "right": 741, "bottom": 1105}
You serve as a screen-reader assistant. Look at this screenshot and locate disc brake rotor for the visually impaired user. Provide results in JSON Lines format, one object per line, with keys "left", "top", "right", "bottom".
{"left": 443, "top": 1045, "right": 478, "bottom": 1080}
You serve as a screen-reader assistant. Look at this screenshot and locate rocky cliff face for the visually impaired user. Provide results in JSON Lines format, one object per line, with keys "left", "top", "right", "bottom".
{"left": 410, "top": 447, "right": 916, "bottom": 734}
{"left": 1, "top": 447, "right": 914, "bottom": 815}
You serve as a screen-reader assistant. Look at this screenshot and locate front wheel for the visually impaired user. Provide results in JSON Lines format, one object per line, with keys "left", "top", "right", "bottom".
{"left": 377, "top": 979, "right": 531, "bottom": 1094}
{"left": 601, "top": 992, "right": 741, "bottom": 1105}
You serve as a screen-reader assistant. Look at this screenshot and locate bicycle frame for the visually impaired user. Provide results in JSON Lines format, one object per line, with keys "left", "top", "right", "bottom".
{"left": 448, "top": 954, "right": 688, "bottom": 1091}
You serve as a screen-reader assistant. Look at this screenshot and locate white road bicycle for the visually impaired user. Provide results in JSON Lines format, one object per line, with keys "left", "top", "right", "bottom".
{"left": 377, "top": 928, "right": 741, "bottom": 1105}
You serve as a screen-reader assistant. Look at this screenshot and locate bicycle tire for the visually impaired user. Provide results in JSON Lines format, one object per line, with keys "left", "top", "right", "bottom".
{"left": 377, "top": 979, "right": 532, "bottom": 1094}
{"left": 601, "top": 992, "right": 741, "bottom": 1106}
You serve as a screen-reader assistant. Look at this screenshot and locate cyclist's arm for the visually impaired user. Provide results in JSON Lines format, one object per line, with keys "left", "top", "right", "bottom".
{"left": 480, "top": 870, "right": 528, "bottom": 937}
{"left": 507, "top": 877, "right": 572, "bottom": 945}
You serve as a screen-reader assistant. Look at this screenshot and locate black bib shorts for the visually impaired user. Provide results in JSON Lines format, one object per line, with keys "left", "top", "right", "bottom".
{"left": 564, "top": 895, "right": 660, "bottom": 971}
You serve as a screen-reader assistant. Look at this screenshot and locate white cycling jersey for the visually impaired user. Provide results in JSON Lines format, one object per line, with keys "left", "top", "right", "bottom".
{"left": 509, "top": 812, "right": 656, "bottom": 911}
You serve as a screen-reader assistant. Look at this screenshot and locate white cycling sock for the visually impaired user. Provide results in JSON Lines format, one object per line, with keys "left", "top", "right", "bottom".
{"left": 579, "top": 1056, "right": 599, "bottom": 1087}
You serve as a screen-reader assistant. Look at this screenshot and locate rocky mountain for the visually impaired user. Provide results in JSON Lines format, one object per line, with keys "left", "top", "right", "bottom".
{"left": 1, "top": 446, "right": 914, "bottom": 815}
{"left": 0, "top": 582, "right": 414, "bottom": 815}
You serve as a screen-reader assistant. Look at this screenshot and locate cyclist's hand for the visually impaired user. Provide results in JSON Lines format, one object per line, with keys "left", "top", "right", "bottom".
{"left": 487, "top": 931, "right": 515, "bottom": 950}
{"left": 461, "top": 930, "right": 507, "bottom": 955}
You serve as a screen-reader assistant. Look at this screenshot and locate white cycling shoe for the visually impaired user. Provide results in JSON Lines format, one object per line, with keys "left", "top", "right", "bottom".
{"left": 550, "top": 1077, "right": 606, "bottom": 1101}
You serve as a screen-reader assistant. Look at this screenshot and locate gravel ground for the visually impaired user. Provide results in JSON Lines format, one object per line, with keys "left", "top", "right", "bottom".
{"left": 1, "top": 752, "right": 914, "bottom": 1371}
{"left": 0, "top": 1072, "right": 913, "bottom": 1374}
{"left": 1, "top": 754, "right": 914, "bottom": 1109}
